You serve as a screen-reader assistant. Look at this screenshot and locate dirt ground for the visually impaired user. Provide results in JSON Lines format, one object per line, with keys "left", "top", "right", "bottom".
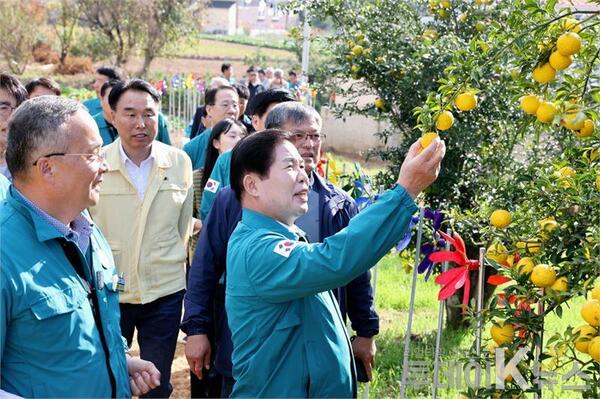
{"left": 129, "top": 331, "right": 191, "bottom": 398}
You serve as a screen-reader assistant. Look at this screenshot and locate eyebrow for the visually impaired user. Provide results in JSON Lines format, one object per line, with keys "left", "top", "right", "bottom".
{"left": 0, "top": 101, "right": 13, "bottom": 106}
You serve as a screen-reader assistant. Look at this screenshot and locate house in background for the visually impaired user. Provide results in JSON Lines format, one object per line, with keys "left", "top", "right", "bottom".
{"left": 203, "top": 0, "right": 298, "bottom": 36}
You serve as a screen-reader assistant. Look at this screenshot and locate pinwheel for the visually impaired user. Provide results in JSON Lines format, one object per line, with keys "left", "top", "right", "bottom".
{"left": 430, "top": 231, "right": 480, "bottom": 306}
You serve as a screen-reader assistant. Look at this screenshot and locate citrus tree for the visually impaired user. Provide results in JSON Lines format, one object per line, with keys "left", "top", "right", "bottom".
{"left": 292, "top": 0, "right": 600, "bottom": 396}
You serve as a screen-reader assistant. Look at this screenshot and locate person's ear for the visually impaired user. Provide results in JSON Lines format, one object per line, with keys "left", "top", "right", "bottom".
{"left": 36, "top": 158, "right": 55, "bottom": 181}
{"left": 243, "top": 173, "right": 260, "bottom": 198}
{"left": 212, "top": 138, "right": 221, "bottom": 151}
{"left": 251, "top": 115, "right": 261, "bottom": 130}
{"left": 110, "top": 109, "right": 117, "bottom": 124}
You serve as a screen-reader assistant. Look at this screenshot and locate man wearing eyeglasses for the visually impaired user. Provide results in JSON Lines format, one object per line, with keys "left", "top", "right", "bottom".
{"left": 184, "top": 86, "right": 239, "bottom": 170}
{"left": 0, "top": 96, "right": 161, "bottom": 397}
{"left": 89, "top": 79, "right": 193, "bottom": 398}
{"left": 0, "top": 72, "right": 28, "bottom": 181}
{"left": 183, "top": 102, "right": 380, "bottom": 396}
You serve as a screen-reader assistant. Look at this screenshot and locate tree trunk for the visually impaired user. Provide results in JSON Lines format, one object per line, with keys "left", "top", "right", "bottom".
{"left": 138, "top": 49, "right": 154, "bottom": 78}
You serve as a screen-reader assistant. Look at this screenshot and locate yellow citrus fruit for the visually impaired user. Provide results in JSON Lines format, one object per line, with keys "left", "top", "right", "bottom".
{"left": 549, "top": 51, "right": 573, "bottom": 70}
{"left": 557, "top": 32, "right": 582, "bottom": 56}
{"left": 438, "top": 9, "right": 449, "bottom": 18}
{"left": 374, "top": 98, "right": 385, "bottom": 110}
{"left": 532, "top": 63, "right": 556, "bottom": 84}
{"left": 581, "top": 299, "right": 600, "bottom": 326}
{"left": 562, "top": 111, "right": 586, "bottom": 130}
{"left": 556, "top": 166, "right": 576, "bottom": 179}
{"left": 576, "top": 119, "right": 595, "bottom": 138}
{"left": 458, "top": 394, "right": 470, "bottom": 399}
{"left": 524, "top": 239, "right": 542, "bottom": 254}
{"left": 490, "top": 209, "right": 512, "bottom": 228}
{"left": 515, "top": 257, "right": 535, "bottom": 274}
{"left": 536, "top": 101, "right": 558, "bottom": 123}
{"left": 455, "top": 92, "right": 478, "bottom": 111}
{"left": 592, "top": 286, "right": 600, "bottom": 301}
{"left": 441, "top": 0, "right": 450, "bottom": 8}
{"left": 574, "top": 325, "right": 597, "bottom": 353}
{"left": 520, "top": 95, "right": 540, "bottom": 115}
{"left": 487, "top": 242, "right": 508, "bottom": 264}
{"left": 596, "top": 175, "right": 600, "bottom": 191}
{"left": 490, "top": 322, "right": 515, "bottom": 346}
{"left": 561, "top": 18, "right": 582, "bottom": 33}
{"left": 589, "top": 336, "right": 600, "bottom": 361}
{"left": 551, "top": 276, "right": 568, "bottom": 293}
{"left": 530, "top": 264, "right": 557, "bottom": 288}
{"left": 423, "top": 29, "right": 439, "bottom": 40}
{"left": 351, "top": 45, "right": 364, "bottom": 56}
{"left": 419, "top": 132, "right": 439, "bottom": 151}
{"left": 538, "top": 217, "right": 558, "bottom": 232}
{"left": 436, "top": 111, "right": 454, "bottom": 131}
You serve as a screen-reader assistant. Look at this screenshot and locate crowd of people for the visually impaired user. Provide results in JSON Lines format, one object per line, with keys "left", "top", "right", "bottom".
{"left": 0, "top": 63, "right": 445, "bottom": 398}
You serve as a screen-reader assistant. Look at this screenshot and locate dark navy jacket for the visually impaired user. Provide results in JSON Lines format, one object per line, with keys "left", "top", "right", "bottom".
{"left": 181, "top": 173, "right": 379, "bottom": 377}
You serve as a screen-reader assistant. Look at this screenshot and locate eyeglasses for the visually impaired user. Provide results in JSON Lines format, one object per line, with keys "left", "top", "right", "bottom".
{"left": 32, "top": 151, "right": 106, "bottom": 166}
{"left": 0, "top": 104, "right": 16, "bottom": 116}
{"left": 215, "top": 101, "right": 239, "bottom": 110}
{"left": 291, "top": 132, "right": 325, "bottom": 143}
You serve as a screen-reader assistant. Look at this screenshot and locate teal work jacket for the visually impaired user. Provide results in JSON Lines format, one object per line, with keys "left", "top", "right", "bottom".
{"left": 183, "top": 128, "right": 212, "bottom": 170}
{"left": 199, "top": 149, "right": 231, "bottom": 220}
{"left": 83, "top": 97, "right": 102, "bottom": 116}
{"left": 0, "top": 187, "right": 131, "bottom": 398}
{"left": 0, "top": 175, "right": 9, "bottom": 200}
{"left": 91, "top": 112, "right": 172, "bottom": 146}
{"left": 226, "top": 185, "right": 417, "bottom": 398}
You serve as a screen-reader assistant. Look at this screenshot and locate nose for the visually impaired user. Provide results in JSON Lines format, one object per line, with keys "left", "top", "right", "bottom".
{"left": 298, "top": 166, "right": 309, "bottom": 183}
{"left": 135, "top": 115, "right": 146, "bottom": 128}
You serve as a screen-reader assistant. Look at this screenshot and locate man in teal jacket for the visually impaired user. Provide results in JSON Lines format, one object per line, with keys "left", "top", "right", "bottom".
{"left": 0, "top": 96, "right": 160, "bottom": 398}
{"left": 226, "top": 130, "right": 445, "bottom": 397}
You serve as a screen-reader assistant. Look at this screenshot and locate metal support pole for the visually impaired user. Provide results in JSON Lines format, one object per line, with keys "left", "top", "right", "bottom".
{"left": 534, "top": 291, "right": 545, "bottom": 399}
{"left": 475, "top": 247, "right": 486, "bottom": 357}
{"left": 432, "top": 229, "right": 451, "bottom": 399}
{"left": 301, "top": 14, "right": 310, "bottom": 81}
{"left": 400, "top": 207, "right": 425, "bottom": 399}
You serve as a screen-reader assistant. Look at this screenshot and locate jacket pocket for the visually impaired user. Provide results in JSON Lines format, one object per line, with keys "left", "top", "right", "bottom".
{"left": 107, "top": 240, "right": 122, "bottom": 272}
{"left": 30, "top": 284, "right": 88, "bottom": 320}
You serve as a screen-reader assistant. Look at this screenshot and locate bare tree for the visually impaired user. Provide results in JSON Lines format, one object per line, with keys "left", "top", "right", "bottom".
{"left": 49, "top": 0, "right": 81, "bottom": 66}
{"left": 0, "top": 1, "right": 45, "bottom": 74}
{"left": 78, "top": 0, "right": 141, "bottom": 66}
{"left": 137, "top": 0, "right": 206, "bottom": 77}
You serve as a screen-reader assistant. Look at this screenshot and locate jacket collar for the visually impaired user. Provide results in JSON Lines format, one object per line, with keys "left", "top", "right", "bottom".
{"left": 105, "top": 138, "right": 172, "bottom": 172}
{"left": 241, "top": 208, "right": 299, "bottom": 240}
{"left": 6, "top": 186, "right": 69, "bottom": 243}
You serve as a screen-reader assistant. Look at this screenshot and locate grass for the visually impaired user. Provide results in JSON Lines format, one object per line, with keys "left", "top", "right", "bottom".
{"left": 359, "top": 253, "right": 594, "bottom": 398}
{"left": 167, "top": 38, "right": 296, "bottom": 62}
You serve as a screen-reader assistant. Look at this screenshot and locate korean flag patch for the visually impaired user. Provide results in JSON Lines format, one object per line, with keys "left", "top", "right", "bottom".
{"left": 204, "top": 178, "right": 220, "bottom": 193}
{"left": 273, "top": 240, "right": 299, "bottom": 258}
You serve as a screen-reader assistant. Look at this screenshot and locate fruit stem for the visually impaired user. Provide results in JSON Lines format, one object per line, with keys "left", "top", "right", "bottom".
{"left": 581, "top": 47, "right": 600, "bottom": 99}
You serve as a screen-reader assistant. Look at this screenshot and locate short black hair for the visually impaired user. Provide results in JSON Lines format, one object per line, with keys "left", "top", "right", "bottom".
{"left": 100, "top": 79, "right": 123, "bottom": 98}
{"left": 25, "top": 77, "right": 61, "bottom": 96}
{"left": 0, "top": 72, "right": 28, "bottom": 106}
{"left": 108, "top": 79, "right": 160, "bottom": 111}
{"left": 96, "top": 66, "right": 127, "bottom": 81}
{"left": 233, "top": 82, "right": 250, "bottom": 100}
{"left": 246, "top": 89, "right": 296, "bottom": 117}
{"left": 246, "top": 66, "right": 257, "bottom": 73}
{"left": 230, "top": 129, "right": 291, "bottom": 201}
{"left": 221, "top": 63, "right": 232, "bottom": 73}
{"left": 289, "top": 70, "right": 297, "bottom": 77}
{"left": 205, "top": 86, "right": 238, "bottom": 106}
{"left": 258, "top": 69, "right": 265, "bottom": 75}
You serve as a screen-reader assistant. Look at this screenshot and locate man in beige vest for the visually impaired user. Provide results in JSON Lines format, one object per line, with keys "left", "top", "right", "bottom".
{"left": 89, "top": 79, "right": 193, "bottom": 398}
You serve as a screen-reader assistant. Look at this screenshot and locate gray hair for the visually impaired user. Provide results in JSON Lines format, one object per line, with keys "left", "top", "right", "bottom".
{"left": 265, "top": 102, "right": 322, "bottom": 130}
{"left": 6, "top": 96, "right": 81, "bottom": 177}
